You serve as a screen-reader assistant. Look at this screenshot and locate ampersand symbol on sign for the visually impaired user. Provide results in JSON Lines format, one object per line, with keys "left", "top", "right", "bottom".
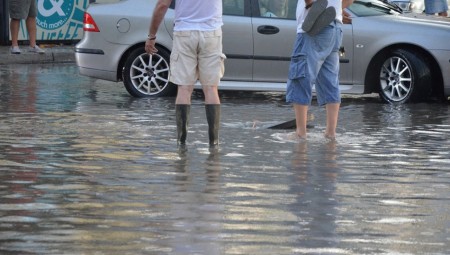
{"left": 38, "top": 0, "right": 66, "bottom": 17}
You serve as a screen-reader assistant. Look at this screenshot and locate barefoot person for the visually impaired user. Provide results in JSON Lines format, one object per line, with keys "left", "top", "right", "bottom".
{"left": 145, "top": 0, "right": 225, "bottom": 147}
{"left": 286, "top": 0, "right": 353, "bottom": 140}
{"left": 424, "top": 0, "right": 448, "bottom": 17}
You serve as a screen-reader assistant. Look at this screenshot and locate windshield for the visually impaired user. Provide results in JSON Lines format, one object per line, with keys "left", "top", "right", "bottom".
{"left": 348, "top": 0, "right": 403, "bottom": 17}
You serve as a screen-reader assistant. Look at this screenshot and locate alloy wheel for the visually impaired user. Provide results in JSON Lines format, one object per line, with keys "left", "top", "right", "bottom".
{"left": 129, "top": 53, "right": 170, "bottom": 96}
{"left": 379, "top": 56, "right": 412, "bottom": 102}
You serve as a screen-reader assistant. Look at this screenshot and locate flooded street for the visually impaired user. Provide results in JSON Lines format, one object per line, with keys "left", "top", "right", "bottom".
{"left": 0, "top": 64, "right": 449, "bottom": 255}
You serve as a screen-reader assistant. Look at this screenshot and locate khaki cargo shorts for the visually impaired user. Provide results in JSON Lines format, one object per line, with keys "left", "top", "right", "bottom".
{"left": 169, "top": 29, "right": 226, "bottom": 86}
{"left": 9, "top": 0, "right": 37, "bottom": 19}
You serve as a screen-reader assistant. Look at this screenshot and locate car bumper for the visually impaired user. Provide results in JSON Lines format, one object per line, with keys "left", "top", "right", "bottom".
{"left": 74, "top": 48, "right": 117, "bottom": 81}
{"left": 75, "top": 33, "right": 131, "bottom": 82}
{"left": 77, "top": 65, "right": 117, "bottom": 81}
{"left": 75, "top": 47, "right": 121, "bottom": 82}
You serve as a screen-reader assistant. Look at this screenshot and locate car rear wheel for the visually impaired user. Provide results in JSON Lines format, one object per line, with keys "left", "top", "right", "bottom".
{"left": 378, "top": 49, "right": 431, "bottom": 103}
{"left": 123, "top": 47, "right": 176, "bottom": 97}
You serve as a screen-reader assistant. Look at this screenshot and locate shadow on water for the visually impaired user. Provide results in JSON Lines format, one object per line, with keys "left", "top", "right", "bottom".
{"left": 0, "top": 64, "right": 449, "bottom": 254}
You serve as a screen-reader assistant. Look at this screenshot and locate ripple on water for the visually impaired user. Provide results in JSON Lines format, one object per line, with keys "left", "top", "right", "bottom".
{"left": 366, "top": 217, "right": 421, "bottom": 224}
{"left": 0, "top": 203, "right": 57, "bottom": 211}
{"left": 0, "top": 216, "right": 40, "bottom": 223}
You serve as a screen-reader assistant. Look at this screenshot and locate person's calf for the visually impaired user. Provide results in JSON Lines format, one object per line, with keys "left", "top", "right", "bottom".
{"left": 10, "top": 19, "right": 21, "bottom": 47}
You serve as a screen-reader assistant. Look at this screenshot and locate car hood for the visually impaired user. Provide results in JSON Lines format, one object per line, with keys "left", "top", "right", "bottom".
{"left": 399, "top": 12, "right": 450, "bottom": 27}
{"left": 374, "top": 13, "right": 450, "bottom": 50}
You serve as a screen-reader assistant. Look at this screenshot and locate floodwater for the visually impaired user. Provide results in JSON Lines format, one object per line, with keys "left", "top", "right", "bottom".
{"left": 0, "top": 64, "right": 449, "bottom": 255}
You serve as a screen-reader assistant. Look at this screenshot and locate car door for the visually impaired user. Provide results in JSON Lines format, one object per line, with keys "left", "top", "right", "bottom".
{"left": 222, "top": 0, "right": 254, "bottom": 82}
{"left": 340, "top": 22, "right": 353, "bottom": 86}
{"left": 251, "top": 0, "right": 296, "bottom": 83}
{"left": 251, "top": 0, "right": 354, "bottom": 86}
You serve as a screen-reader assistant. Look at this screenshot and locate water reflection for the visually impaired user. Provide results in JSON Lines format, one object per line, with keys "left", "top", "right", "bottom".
{"left": 0, "top": 64, "right": 449, "bottom": 254}
{"left": 288, "top": 141, "right": 344, "bottom": 254}
{"left": 166, "top": 149, "right": 223, "bottom": 254}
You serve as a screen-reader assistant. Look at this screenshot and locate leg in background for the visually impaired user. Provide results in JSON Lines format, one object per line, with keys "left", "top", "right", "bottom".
{"left": 10, "top": 19, "right": 20, "bottom": 47}
{"left": 26, "top": 16, "right": 37, "bottom": 47}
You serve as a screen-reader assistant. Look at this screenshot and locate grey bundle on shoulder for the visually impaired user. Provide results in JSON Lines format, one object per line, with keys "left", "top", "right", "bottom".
{"left": 302, "top": 0, "right": 336, "bottom": 36}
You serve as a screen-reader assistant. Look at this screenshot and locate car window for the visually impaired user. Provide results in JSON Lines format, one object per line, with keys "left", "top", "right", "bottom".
{"left": 258, "top": 0, "right": 296, "bottom": 19}
{"left": 223, "top": 0, "right": 245, "bottom": 16}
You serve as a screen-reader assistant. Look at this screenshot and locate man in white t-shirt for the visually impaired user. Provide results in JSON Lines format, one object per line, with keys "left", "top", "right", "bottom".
{"left": 145, "top": 0, "right": 225, "bottom": 148}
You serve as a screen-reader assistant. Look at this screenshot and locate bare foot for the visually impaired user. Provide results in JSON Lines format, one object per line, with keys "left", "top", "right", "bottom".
{"left": 324, "top": 134, "right": 336, "bottom": 141}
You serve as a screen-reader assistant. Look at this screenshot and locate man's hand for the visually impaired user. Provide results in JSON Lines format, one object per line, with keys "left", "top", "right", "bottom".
{"left": 145, "top": 38, "right": 158, "bottom": 55}
{"left": 342, "top": 9, "right": 352, "bottom": 24}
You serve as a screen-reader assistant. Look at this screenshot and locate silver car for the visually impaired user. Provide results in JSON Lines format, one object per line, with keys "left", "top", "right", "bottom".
{"left": 75, "top": 0, "right": 450, "bottom": 103}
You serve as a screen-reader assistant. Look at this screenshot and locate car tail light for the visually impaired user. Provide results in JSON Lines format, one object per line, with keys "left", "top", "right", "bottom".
{"left": 83, "top": 13, "right": 100, "bottom": 32}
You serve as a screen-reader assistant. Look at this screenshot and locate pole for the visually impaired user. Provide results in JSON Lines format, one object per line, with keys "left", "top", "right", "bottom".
{"left": 0, "top": 0, "right": 9, "bottom": 45}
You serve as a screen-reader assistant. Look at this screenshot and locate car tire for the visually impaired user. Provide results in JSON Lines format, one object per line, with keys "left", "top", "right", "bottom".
{"left": 378, "top": 49, "right": 431, "bottom": 103}
{"left": 123, "top": 46, "right": 176, "bottom": 97}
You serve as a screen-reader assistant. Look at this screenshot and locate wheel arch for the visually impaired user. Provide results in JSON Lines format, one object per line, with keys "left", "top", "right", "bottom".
{"left": 364, "top": 44, "right": 443, "bottom": 98}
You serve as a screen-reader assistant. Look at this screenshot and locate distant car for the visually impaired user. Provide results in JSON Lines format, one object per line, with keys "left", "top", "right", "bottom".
{"left": 388, "top": 0, "right": 411, "bottom": 11}
{"left": 75, "top": 0, "right": 450, "bottom": 103}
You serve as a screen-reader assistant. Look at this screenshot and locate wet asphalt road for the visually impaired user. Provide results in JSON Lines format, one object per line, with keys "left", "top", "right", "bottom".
{"left": 0, "top": 64, "right": 449, "bottom": 255}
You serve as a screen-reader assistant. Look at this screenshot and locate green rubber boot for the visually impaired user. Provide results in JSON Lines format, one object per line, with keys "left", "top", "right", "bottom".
{"left": 205, "top": 104, "right": 220, "bottom": 147}
{"left": 176, "top": 104, "right": 190, "bottom": 145}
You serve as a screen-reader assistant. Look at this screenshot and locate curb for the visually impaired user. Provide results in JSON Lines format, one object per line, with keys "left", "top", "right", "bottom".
{"left": 0, "top": 46, "right": 75, "bottom": 65}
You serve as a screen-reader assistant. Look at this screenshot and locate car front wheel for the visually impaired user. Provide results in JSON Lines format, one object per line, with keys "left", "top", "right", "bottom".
{"left": 378, "top": 49, "right": 431, "bottom": 103}
{"left": 123, "top": 46, "right": 176, "bottom": 97}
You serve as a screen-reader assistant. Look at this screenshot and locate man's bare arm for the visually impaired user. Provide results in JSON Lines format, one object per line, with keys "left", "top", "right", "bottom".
{"left": 342, "top": 0, "right": 354, "bottom": 24}
{"left": 146, "top": 0, "right": 172, "bottom": 54}
{"left": 148, "top": 0, "right": 172, "bottom": 38}
{"left": 342, "top": 0, "right": 354, "bottom": 9}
